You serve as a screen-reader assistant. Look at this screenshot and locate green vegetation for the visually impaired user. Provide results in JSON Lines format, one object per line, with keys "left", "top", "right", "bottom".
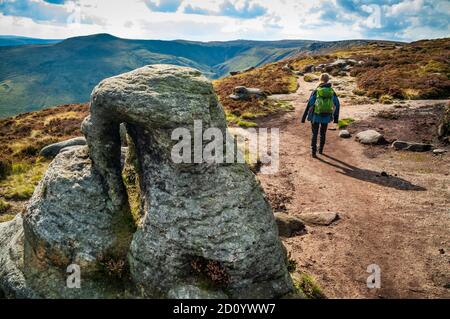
{"left": 379, "top": 94, "right": 394, "bottom": 104}
{"left": 293, "top": 273, "right": 326, "bottom": 299}
{"left": 0, "top": 162, "right": 48, "bottom": 200}
{"left": 122, "top": 166, "right": 142, "bottom": 226}
{"left": 338, "top": 118, "right": 355, "bottom": 129}
{"left": 0, "top": 199, "right": 11, "bottom": 214}
{"left": 0, "top": 158, "right": 12, "bottom": 180}
{"left": 303, "top": 74, "right": 317, "bottom": 83}
{"left": 286, "top": 252, "right": 298, "bottom": 273}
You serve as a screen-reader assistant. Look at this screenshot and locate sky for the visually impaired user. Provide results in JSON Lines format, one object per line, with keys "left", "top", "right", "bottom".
{"left": 0, "top": 0, "right": 449, "bottom": 42}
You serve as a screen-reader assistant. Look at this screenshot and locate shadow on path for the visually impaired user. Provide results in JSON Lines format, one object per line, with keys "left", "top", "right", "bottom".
{"left": 318, "top": 154, "right": 427, "bottom": 191}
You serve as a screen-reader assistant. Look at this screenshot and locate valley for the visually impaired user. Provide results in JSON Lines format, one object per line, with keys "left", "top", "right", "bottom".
{"left": 0, "top": 33, "right": 393, "bottom": 117}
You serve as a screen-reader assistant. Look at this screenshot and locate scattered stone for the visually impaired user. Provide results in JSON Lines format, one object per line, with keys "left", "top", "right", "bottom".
{"left": 339, "top": 130, "right": 351, "bottom": 138}
{"left": 407, "top": 143, "right": 433, "bottom": 152}
{"left": 381, "top": 171, "right": 389, "bottom": 177}
{"left": 302, "top": 64, "right": 314, "bottom": 73}
{"left": 39, "top": 137, "right": 86, "bottom": 158}
{"left": 433, "top": 149, "right": 447, "bottom": 155}
{"left": 355, "top": 130, "right": 384, "bottom": 145}
{"left": 392, "top": 141, "right": 409, "bottom": 150}
{"left": 392, "top": 141, "right": 433, "bottom": 152}
{"left": 229, "top": 86, "right": 266, "bottom": 101}
{"left": 274, "top": 213, "right": 306, "bottom": 237}
{"left": 299, "top": 212, "right": 339, "bottom": 226}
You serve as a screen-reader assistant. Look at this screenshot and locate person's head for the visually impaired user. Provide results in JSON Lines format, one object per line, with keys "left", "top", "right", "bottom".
{"left": 320, "top": 73, "right": 330, "bottom": 83}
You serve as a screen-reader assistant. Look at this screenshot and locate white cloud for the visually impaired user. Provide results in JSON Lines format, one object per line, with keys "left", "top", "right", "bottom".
{"left": 0, "top": 0, "right": 447, "bottom": 41}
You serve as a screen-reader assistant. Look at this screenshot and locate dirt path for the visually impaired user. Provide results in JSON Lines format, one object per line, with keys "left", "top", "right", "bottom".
{"left": 256, "top": 77, "right": 450, "bottom": 298}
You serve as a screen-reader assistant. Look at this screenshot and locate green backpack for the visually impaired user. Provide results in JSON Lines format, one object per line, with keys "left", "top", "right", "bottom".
{"left": 314, "top": 87, "right": 334, "bottom": 115}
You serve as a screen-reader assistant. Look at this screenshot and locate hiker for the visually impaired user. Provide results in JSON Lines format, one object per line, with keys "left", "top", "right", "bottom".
{"left": 301, "top": 73, "right": 340, "bottom": 158}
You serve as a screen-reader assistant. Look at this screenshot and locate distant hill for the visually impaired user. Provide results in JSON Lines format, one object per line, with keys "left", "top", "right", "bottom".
{"left": 0, "top": 35, "right": 61, "bottom": 47}
{"left": 0, "top": 33, "right": 395, "bottom": 117}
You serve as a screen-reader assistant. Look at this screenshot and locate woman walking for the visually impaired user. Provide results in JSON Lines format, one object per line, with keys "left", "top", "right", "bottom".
{"left": 301, "top": 73, "right": 340, "bottom": 158}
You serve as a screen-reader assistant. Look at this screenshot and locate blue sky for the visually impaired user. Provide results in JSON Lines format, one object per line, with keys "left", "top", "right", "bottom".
{"left": 0, "top": 0, "right": 448, "bottom": 41}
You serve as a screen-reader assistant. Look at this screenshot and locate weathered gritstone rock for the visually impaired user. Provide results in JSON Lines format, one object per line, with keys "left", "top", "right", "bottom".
{"left": 0, "top": 215, "right": 36, "bottom": 299}
{"left": 83, "top": 65, "right": 293, "bottom": 299}
{"left": 0, "top": 65, "right": 292, "bottom": 299}
{"left": 20, "top": 146, "right": 134, "bottom": 298}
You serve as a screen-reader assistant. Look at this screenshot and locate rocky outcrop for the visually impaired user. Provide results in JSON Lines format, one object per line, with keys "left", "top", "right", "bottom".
{"left": 0, "top": 65, "right": 293, "bottom": 299}
{"left": 39, "top": 137, "right": 86, "bottom": 158}
{"left": 303, "top": 59, "right": 360, "bottom": 76}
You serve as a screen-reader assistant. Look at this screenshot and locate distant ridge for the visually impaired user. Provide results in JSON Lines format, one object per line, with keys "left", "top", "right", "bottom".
{"left": 0, "top": 33, "right": 398, "bottom": 117}
{"left": 0, "top": 35, "right": 61, "bottom": 47}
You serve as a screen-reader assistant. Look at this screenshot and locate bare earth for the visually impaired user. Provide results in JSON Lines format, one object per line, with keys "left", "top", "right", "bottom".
{"left": 255, "top": 77, "right": 450, "bottom": 299}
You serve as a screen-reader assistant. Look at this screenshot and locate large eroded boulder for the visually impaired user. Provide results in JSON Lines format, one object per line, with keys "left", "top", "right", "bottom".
{"left": 0, "top": 147, "right": 135, "bottom": 298}
{"left": 0, "top": 65, "right": 293, "bottom": 299}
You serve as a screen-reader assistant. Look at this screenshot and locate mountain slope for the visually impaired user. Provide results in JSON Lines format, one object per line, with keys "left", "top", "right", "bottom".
{"left": 0, "top": 33, "right": 393, "bottom": 117}
{"left": 0, "top": 35, "right": 61, "bottom": 47}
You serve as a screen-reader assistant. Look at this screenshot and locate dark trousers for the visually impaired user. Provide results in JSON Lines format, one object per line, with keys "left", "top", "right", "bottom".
{"left": 311, "top": 122, "right": 328, "bottom": 154}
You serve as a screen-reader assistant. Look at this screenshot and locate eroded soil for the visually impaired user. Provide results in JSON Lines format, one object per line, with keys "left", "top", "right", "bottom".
{"left": 256, "top": 77, "right": 450, "bottom": 298}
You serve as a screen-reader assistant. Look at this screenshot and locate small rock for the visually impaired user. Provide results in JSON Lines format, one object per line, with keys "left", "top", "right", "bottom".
{"left": 299, "top": 212, "right": 338, "bottom": 226}
{"left": 407, "top": 143, "right": 433, "bottom": 152}
{"left": 229, "top": 86, "right": 266, "bottom": 101}
{"left": 355, "top": 130, "right": 384, "bottom": 145}
{"left": 274, "top": 213, "right": 306, "bottom": 237}
{"left": 39, "top": 137, "right": 86, "bottom": 158}
{"left": 392, "top": 141, "right": 409, "bottom": 150}
{"left": 433, "top": 149, "right": 447, "bottom": 155}
{"left": 339, "top": 130, "right": 351, "bottom": 138}
{"left": 392, "top": 140, "right": 433, "bottom": 152}
{"left": 302, "top": 64, "right": 314, "bottom": 73}
{"left": 380, "top": 171, "right": 389, "bottom": 177}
